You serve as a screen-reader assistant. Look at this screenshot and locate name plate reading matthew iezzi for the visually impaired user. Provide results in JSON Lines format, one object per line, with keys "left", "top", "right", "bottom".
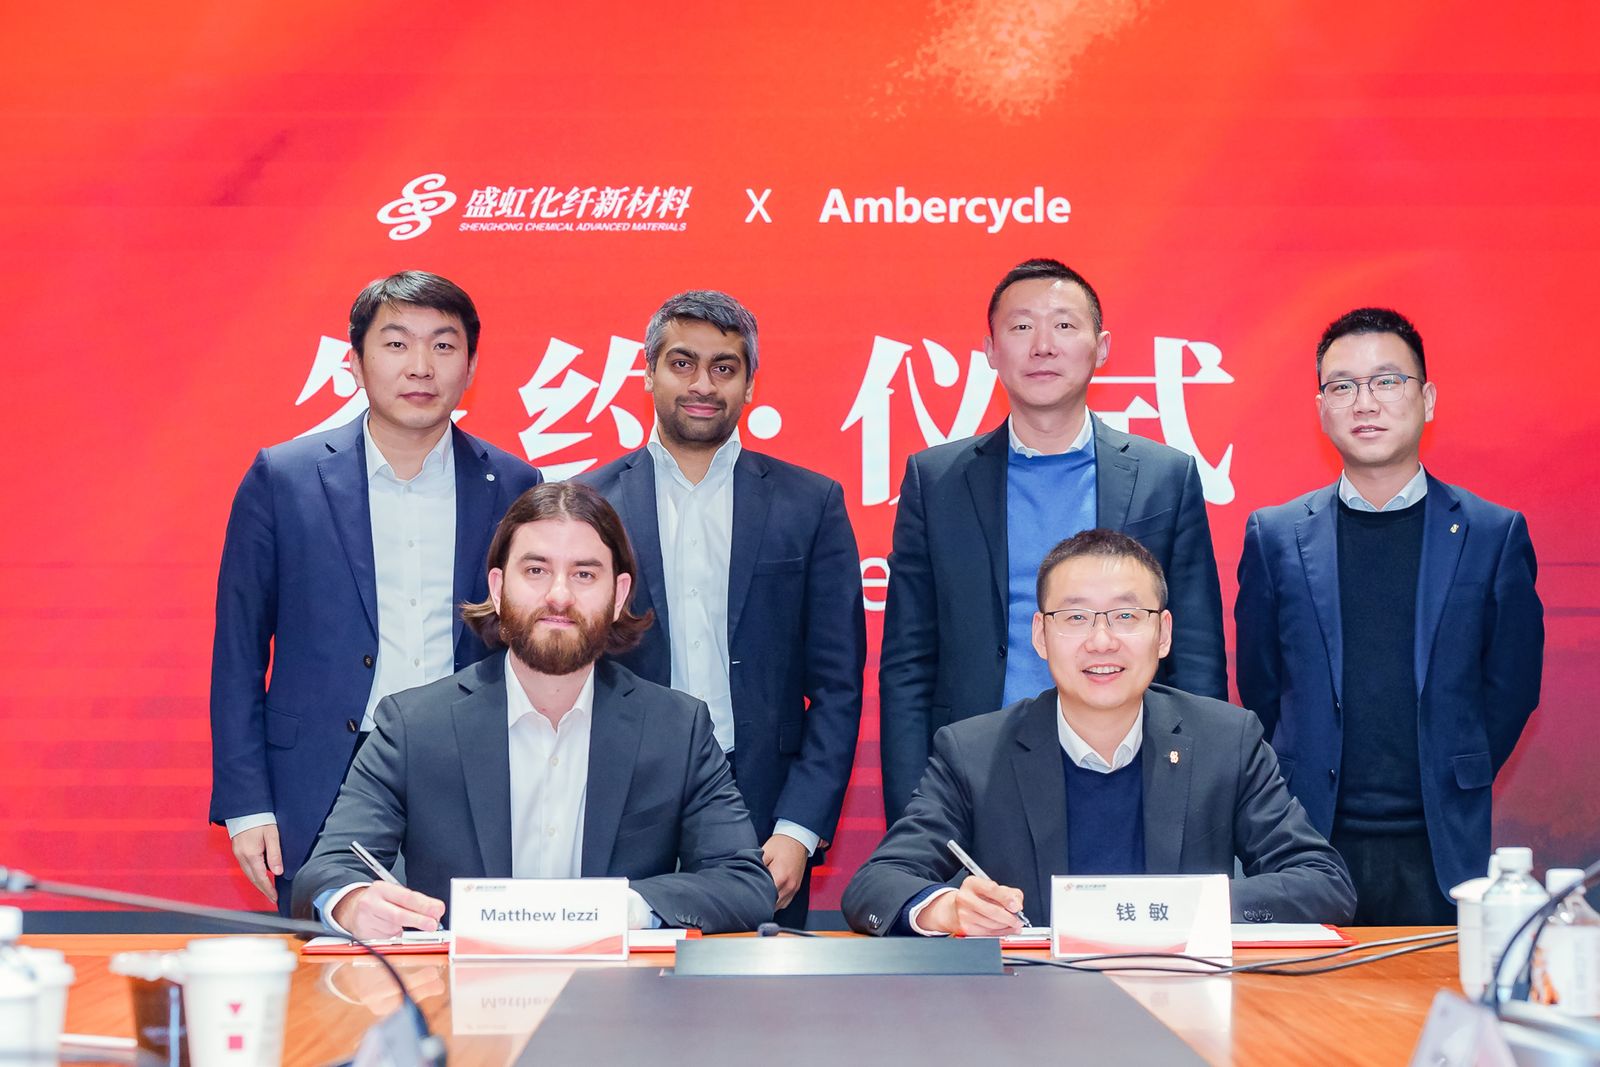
{"left": 450, "top": 878, "right": 630, "bottom": 960}
{"left": 1050, "top": 874, "right": 1231, "bottom": 963}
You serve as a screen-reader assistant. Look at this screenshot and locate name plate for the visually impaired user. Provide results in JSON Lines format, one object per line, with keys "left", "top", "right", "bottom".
{"left": 1050, "top": 874, "right": 1231, "bottom": 962}
{"left": 450, "top": 878, "right": 629, "bottom": 960}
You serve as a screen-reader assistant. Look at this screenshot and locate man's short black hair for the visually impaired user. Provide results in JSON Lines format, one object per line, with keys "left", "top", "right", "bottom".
{"left": 1036, "top": 528, "right": 1167, "bottom": 610}
{"left": 349, "top": 270, "right": 482, "bottom": 358}
{"left": 1315, "top": 307, "right": 1425, "bottom": 383}
{"left": 987, "top": 258, "right": 1103, "bottom": 334}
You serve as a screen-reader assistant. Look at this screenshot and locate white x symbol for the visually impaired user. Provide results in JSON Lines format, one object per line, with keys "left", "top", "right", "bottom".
{"left": 745, "top": 188, "right": 772, "bottom": 223}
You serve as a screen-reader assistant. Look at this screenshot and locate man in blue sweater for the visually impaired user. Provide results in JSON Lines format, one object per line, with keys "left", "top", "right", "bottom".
{"left": 844, "top": 529, "right": 1352, "bottom": 935}
{"left": 878, "top": 259, "right": 1227, "bottom": 822}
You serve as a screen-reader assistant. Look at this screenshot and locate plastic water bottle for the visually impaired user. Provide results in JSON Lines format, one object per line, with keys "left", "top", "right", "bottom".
{"left": 1481, "top": 846, "right": 1549, "bottom": 1001}
{"left": 1532, "top": 868, "right": 1600, "bottom": 1016}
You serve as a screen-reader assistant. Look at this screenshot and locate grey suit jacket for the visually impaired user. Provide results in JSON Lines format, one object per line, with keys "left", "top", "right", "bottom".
{"left": 291, "top": 657, "right": 776, "bottom": 933}
{"left": 843, "top": 685, "right": 1355, "bottom": 933}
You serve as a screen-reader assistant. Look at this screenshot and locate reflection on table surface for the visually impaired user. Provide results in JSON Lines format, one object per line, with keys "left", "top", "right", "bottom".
{"left": 25, "top": 928, "right": 1456, "bottom": 1067}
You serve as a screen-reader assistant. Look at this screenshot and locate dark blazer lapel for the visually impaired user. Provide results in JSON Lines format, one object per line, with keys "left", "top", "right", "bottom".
{"left": 727, "top": 451, "right": 773, "bottom": 640}
{"left": 581, "top": 662, "right": 646, "bottom": 876}
{"left": 317, "top": 418, "right": 379, "bottom": 637}
{"left": 1093, "top": 416, "right": 1139, "bottom": 530}
{"left": 452, "top": 656, "right": 514, "bottom": 878}
{"left": 451, "top": 427, "right": 495, "bottom": 653}
{"left": 1140, "top": 690, "right": 1193, "bottom": 873}
{"left": 618, "top": 452, "right": 669, "bottom": 634}
{"left": 1010, "top": 694, "right": 1067, "bottom": 903}
{"left": 965, "top": 425, "right": 1011, "bottom": 630}
{"left": 1414, "top": 477, "right": 1466, "bottom": 695}
{"left": 1294, "top": 485, "right": 1344, "bottom": 707}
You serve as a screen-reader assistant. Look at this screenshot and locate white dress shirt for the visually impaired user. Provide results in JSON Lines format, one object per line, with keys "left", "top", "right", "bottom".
{"left": 909, "top": 701, "right": 1145, "bottom": 934}
{"left": 1008, "top": 409, "right": 1094, "bottom": 458}
{"left": 1337, "top": 464, "right": 1429, "bottom": 513}
{"left": 321, "top": 656, "right": 654, "bottom": 931}
{"left": 226, "top": 419, "right": 458, "bottom": 838}
{"left": 646, "top": 426, "right": 820, "bottom": 855}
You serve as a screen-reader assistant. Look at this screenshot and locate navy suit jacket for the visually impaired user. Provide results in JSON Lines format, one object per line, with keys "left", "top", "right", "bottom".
{"left": 291, "top": 657, "right": 775, "bottom": 933}
{"left": 1235, "top": 475, "right": 1543, "bottom": 895}
{"left": 208, "top": 416, "right": 542, "bottom": 877}
{"left": 878, "top": 416, "right": 1227, "bottom": 820}
{"left": 843, "top": 685, "right": 1355, "bottom": 932}
{"left": 578, "top": 447, "right": 866, "bottom": 847}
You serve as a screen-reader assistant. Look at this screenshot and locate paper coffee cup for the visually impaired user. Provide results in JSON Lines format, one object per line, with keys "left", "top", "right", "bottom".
{"left": 17, "top": 948, "right": 74, "bottom": 1056}
{"left": 176, "top": 937, "right": 296, "bottom": 1067}
{"left": 0, "top": 959, "right": 40, "bottom": 1057}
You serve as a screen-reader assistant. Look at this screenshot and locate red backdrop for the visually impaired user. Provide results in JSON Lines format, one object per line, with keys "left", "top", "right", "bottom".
{"left": 3, "top": 1, "right": 1596, "bottom": 913}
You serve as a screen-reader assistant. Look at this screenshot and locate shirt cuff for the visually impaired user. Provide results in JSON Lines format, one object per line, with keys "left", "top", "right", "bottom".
{"left": 905, "top": 886, "right": 957, "bottom": 937}
{"left": 224, "top": 812, "right": 277, "bottom": 837}
{"left": 770, "top": 821, "right": 821, "bottom": 857}
{"left": 316, "top": 882, "right": 372, "bottom": 936}
{"left": 627, "top": 890, "right": 662, "bottom": 930}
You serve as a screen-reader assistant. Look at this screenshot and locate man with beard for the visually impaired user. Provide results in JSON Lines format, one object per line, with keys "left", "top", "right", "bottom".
{"left": 579, "top": 290, "right": 865, "bottom": 926}
{"left": 292, "top": 482, "right": 776, "bottom": 938}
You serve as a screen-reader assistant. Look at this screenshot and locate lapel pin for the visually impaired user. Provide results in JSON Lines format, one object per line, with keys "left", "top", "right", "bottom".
{"left": 486, "top": 473, "right": 496, "bottom": 482}
{"left": 1169, "top": 750, "right": 1180, "bottom": 765}
{"left": 1449, "top": 522, "right": 1458, "bottom": 534}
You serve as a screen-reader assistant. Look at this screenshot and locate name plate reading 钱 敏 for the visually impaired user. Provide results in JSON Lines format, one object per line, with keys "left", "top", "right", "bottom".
{"left": 450, "top": 878, "right": 629, "bottom": 960}
{"left": 1050, "top": 874, "right": 1231, "bottom": 963}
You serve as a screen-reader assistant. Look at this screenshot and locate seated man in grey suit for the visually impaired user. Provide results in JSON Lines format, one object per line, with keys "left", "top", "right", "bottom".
{"left": 844, "top": 529, "right": 1353, "bottom": 936}
{"left": 293, "top": 482, "right": 776, "bottom": 938}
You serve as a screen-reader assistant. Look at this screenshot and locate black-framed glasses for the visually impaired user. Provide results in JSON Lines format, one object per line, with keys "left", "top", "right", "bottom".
{"left": 1041, "top": 607, "right": 1162, "bottom": 637}
{"left": 1318, "top": 372, "right": 1421, "bottom": 408}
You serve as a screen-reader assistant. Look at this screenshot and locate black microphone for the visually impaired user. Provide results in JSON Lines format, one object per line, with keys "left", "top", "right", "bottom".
{"left": 757, "top": 922, "right": 819, "bottom": 937}
{"left": 0, "top": 864, "right": 445, "bottom": 1067}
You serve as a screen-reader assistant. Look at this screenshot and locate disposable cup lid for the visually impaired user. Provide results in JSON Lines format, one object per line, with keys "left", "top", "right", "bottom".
{"left": 110, "top": 951, "right": 181, "bottom": 982}
{"left": 15, "top": 948, "right": 73, "bottom": 985}
{"left": 0, "top": 907, "right": 21, "bottom": 942}
{"left": 1451, "top": 876, "right": 1493, "bottom": 903}
{"left": 179, "top": 937, "right": 295, "bottom": 976}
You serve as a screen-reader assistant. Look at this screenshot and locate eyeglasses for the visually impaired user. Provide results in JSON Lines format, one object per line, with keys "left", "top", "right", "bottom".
{"left": 1318, "top": 372, "right": 1421, "bottom": 408}
{"left": 1041, "top": 607, "right": 1161, "bottom": 637}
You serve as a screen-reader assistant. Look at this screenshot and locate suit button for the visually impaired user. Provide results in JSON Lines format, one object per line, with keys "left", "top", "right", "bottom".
{"left": 346, "top": 719, "right": 359, "bottom": 733}
{"left": 362, "top": 654, "right": 374, "bottom": 669}
{"left": 997, "top": 645, "right": 1007, "bottom": 658}
{"left": 1329, "top": 769, "right": 1337, "bottom": 782}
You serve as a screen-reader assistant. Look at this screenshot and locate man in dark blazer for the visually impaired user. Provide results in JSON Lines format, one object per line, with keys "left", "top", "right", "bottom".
{"left": 879, "top": 259, "right": 1226, "bottom": 822}
{"left": 293, "top": 482, "right": 774, "bottom": 937}
{"left": 845, "top": 530, "right": 1352, "bottom": 936}
{"left": 1236, "top": 308, "right": 1543, "bottom": 923}
{"left": 210, "top": 272, "right": 541, "bottom": 914}
{"left": 580, "top": 290, "right": 865, "bottom": 926}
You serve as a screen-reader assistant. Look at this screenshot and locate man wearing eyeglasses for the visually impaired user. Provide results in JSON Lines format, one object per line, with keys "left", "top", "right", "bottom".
{"left": 1236, "top": 307, "right": 1543, "bottom": 925}
{"left": 843, "top": 529, "right": 1353, "bottom": 935}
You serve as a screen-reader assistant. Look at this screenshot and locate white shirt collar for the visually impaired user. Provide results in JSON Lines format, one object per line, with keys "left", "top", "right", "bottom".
{"left": 1056, "top": 696, "right": 1144, "bottom": 773}
{"left": 1008, "top": 412, "right": 1094, "bottom": 459}
{"left": 505, "top": 653, "right": 597, "bottom": 731}
{"left": 647, "top": 425, "right": 742, "bottom": 486}
{"left": 363, "top": 415, "right": 454, "bottom": 482}
{"left": 1337, "top": 464, "right": 1428, "bottom": 512}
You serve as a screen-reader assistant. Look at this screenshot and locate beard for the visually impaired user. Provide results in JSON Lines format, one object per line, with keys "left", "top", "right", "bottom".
{"left": 656, "top": 394, "right": 741, "bottom": 446}
{"left": 498, "top": 591, "right": 613, "bottom": 676}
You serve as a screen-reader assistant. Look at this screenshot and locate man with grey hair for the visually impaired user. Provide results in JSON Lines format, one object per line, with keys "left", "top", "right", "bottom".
{"left": 580, "top": 290, "right": 866, "bottom": 927}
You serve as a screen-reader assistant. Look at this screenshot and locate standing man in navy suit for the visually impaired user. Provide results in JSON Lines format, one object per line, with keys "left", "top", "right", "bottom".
{"left": 1236, "top": 307, "right": 1543, "bottom": 923}
{"left": 210, "top": 271, "right": 542, "bottom": 913}
{"left": 580, "top": 290, "right": 866, "bottom": 927}
{"left": 878, "top": 259, "right": 1227, "bottom": 822}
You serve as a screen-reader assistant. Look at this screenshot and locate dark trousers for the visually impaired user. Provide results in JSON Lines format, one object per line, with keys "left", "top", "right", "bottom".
{"left": 1331, "top": 825, "right": 1456, "bottom": 925}
{"left": 727, "top": 748, "right": 815, "bottom": 929}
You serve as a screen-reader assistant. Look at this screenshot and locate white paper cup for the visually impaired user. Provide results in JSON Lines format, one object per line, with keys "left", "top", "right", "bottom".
{"left": 17, "top": 948, "right": 74, "bottom": 1055}
{"left": 1452, "top": 875, "right": 1494, "bottom": 999}
{"left": 0, "top": 959, "right": 40, "bottom": 1057}
{"left": 177, "top": 938, "right": 296, "bottom": 1067}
